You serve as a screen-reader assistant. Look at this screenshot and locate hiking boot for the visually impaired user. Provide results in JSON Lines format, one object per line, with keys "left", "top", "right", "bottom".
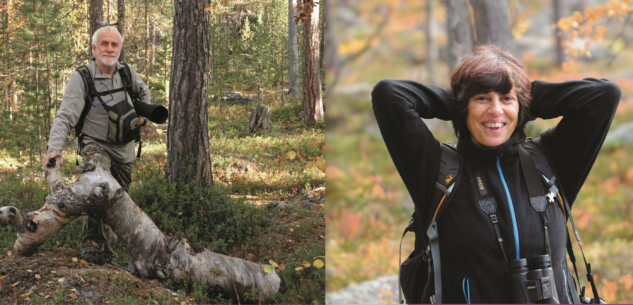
{"left": 82, "top": 252, "right": 106, "bottom": 265}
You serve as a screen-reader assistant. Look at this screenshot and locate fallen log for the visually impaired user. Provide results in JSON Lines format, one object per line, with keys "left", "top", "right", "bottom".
{"left": 0, "top": 155, "right": 280, "bottom": 303}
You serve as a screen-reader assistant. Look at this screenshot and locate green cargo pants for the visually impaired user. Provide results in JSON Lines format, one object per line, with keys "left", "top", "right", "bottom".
{"left": 79, "top": 142, "right": 134, "bottom": 262}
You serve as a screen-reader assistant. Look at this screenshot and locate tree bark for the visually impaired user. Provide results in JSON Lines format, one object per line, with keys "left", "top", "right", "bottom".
{"left": 0, "top": 157, "right": 280, "bottom": 303}
{"left": 445, "top": 0, "right": 474, "bottom": 71}
{"left": 288, "top": 0, "right": 300, "bottom": 99}
{"left": 89, "top": 0, "right": 104, "bottom": 57}
{"left": 301, "top": 0, "right": 324, "bottom": 124}
{"left": 145, "top": 0, "right": 150, "bottom": 84}
{"left": 167, "top": 0, "right": 214, "bottom": 188}
{"left": 117, "top": 0, "right": 126, "bottom": 62}
{"left": 470, "top": 0, "right": 513, "bottom": 50}
{"left": 425, "top": 0, "right": 439, "bottom": 85}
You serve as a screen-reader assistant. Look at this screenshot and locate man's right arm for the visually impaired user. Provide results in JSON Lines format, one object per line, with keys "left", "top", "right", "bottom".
{"left": 44, "top": 72, "right": 86, "bottom": 166}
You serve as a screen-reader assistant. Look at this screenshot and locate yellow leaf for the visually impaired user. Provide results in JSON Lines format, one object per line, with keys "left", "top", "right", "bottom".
{"left": 113, "top": 270, "right": 119, "bottom": 274}
{"left": 269, "top": 260, "right": 278, "bottom": 267}
{"left": 44, "top": 295, "right": 50, "bottom": 299}
{"left": 302, "top": 261, "right": 311, "bottom": 268}
{"left": 306, "top": 161, "right": 315, "bottom": 168}
{"left": 80, "top": 260, "right": 87, "bottom": 264}
{"left": 313, "top": 259, "right": 324, "bottom": 269}
{"left": 290, "top": 228, "right": 294, "bottom": 232}
{"left": 204, "top": 4, "right": 212, "bottom": 11}
{"left": 295, "top": 267, "right": 303, "bottom": 271}
{"left": 72, "top": 257, "right": 78, "bottom": 262}
{"left": 35, "top": 274, "right": 41, "bottom": 279}
{"left": 264, "top": 266, "right": 273, "bottom": 273}
{"left": 292, "top": 142, "right": 301, "bottom": 149}
{"left": 315, "top": 158, "right": 325, "bottom": 173}
{"left": 12, "top": 282, "right": 20, "bottom": 287}
{"left": 286, "top": 151, "right": 297, "bottom": 160}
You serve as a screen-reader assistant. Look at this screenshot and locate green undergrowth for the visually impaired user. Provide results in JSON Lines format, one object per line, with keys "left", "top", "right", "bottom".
{"left": 0, "top": 97, "right": 325, "bottom": 304}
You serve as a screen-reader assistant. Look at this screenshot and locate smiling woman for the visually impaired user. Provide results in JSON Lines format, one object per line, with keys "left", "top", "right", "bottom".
{"left": 371, "top": 45, "right": 621, "bottom": 303}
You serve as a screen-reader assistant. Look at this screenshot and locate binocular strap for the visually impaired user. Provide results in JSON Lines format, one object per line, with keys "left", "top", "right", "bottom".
{"left": 471, "top": 162, "right": 509, "bottom": 263}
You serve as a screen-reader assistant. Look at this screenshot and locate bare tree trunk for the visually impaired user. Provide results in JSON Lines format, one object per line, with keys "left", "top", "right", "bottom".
{"left": 553, "top": 0, "right": 564, "bottom": 68}
{"left": 145, "top": 0, "right": 150, "bottom": 84}
{"left": 117, "top": 0, "right": 126, "bottom": 62}
{"left": 0, "top": 156, "right": 280, "bottom": 303}
{"left": 445, "top": 0, "right": 474, "bottom": 71}
{"left": 470, "top": 0, "right": 513, "bottom": 50}
{"left": 167, "top": 0, "right": 214, "bottom": 188}
{"left": 89, "top": 0, "right": 104, "bottom": 57}
{"left": 425, "top": 0, "right": 439, "bottom": 85}
{"left": 301, "top": 0, "right": 324, "bottom": 124}
{"left": 288, "top": 0, "right": 300, "bottom": 99}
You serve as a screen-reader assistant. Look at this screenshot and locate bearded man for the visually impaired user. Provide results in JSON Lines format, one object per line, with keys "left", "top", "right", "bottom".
{"left": 42, "top": 26, "right": 151, "bottom": 265}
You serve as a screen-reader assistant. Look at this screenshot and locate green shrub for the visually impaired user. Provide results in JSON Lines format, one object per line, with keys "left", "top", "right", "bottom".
{"left": 128, "top": 175, "right": 273, "bottom": 254}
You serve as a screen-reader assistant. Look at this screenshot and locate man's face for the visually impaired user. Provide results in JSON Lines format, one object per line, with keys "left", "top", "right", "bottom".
{"left": 92, "top": 30, "right": 121, "bottom": 67}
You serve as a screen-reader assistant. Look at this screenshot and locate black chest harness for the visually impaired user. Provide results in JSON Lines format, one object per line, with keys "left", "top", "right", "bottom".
{"left": 398, "top": 139, "right": 602, "bottom": 304}
{"left": 74, "top": 63, "right": 144, "bottom": 161}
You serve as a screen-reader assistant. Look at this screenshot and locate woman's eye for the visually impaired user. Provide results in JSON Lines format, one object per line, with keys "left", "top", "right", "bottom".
{"left": 476, "top": 96, "right": 488, "bottom": 101}
{"left": 504, "top": 96, "right": 515, "bottom": 102}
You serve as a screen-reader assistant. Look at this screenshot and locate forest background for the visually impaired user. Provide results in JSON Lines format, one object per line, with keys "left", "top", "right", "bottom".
{"left": 326, "top": 0, "right": 633, "bottom": 303}
{"left": 0, "top": 0, "right": 325, "bottom": 303}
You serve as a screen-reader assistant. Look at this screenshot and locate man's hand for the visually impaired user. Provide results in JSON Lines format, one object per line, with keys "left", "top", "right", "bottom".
{"left": 42, "top": 151, "right": 63, "bottom": 170}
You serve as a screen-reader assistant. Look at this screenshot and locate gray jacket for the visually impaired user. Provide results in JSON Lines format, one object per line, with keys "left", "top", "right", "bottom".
{"left": 47, "top": 59, "right": 151, "bottom": 163}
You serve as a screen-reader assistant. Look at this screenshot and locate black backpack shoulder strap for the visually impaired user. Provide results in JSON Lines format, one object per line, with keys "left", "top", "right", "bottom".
{"left": 522, "top": 138, "right": 585, "bottom": 304}
{"left": 118, "top": 62, "right": 137, "bottom": 99}
{"left": 399, "top": 141, "right": 462, "bottom": 304}
{"left": 426, "top": 141, "right": 461, "bottom": 304}
{"left": 75, "top": 65, "right": 94, "bottom": 142}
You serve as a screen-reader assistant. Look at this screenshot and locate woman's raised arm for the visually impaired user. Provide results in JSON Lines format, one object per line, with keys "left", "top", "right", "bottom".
{"left": 529, "top": 78, "right": 621, "bottom": 207}
{"left": 372, "top": 79, "right": 456, "bottom": 208}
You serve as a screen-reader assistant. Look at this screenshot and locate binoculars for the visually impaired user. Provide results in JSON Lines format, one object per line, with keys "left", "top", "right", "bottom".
{"left": 510, "top": 254, "right": 559, "bottom": 304}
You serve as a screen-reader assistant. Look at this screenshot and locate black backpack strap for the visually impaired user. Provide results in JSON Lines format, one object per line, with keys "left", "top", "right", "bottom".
{"left": 75, "top": 65, "right": 96, "bottom": 158}
{"left": 398, "top": 142, "right": 461, "bottom": 304}
{"left": 524, "top": 138, "right": 594, "bottom": 304}
{"left": 118, "top": 62, "right": 137, "bottom": 99}
{"left": 118, "top": 62, "right": 143, "bottom": 158}
{"left": 427, "top": 142, "right": 461, "bottom": 304}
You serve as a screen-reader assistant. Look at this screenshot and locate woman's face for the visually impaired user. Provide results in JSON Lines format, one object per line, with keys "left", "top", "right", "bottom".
{"left": 466, "top": 89, "right": 519, "bottom": 147}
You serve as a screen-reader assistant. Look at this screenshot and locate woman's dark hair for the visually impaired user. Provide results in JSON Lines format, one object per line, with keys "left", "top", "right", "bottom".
{"left": 450, "top": 45, "right": 532, "bottom": 142}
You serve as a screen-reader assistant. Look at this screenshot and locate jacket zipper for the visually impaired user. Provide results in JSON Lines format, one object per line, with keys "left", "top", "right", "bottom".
{"left": 462, "top": 277, "right": 471, "bottom": 304}
{"left": 496, "top": 157, "right": 520, "bottom": 259}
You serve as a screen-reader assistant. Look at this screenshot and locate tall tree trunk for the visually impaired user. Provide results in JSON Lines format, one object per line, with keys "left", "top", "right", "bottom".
{"left": 470, "top": 0, "right": 513, "bottom": 50}
{"left": 288, "top": 0, "right": 300, "bottom": 98}
{"left": 425, "top": 0, "right": 439, "bottom": 85}
{"left": 0, "top": 156, "right": 280, "bottom": 303}
{"left": 43, "top": 5, "right": 52, "bottom": 140}
{"left": 145, "top": 0, "right": 150, "bottom": 84}
{"left": 319, "top": 0, "right": 325, "bottom": 76}
{"left": 117, "top": 0, "right": 126, "bottom": 62}
{"left": 89, "top": 0, "right": 104, "bottom": 57}
{"left": 445, "top": 0, "right": 474, "bottom": 71}
{"left": 301, "top": 0, "right": 323, "bottom": 124}
{"left": 553, "top": 0, "right": 564, "bottom": 68}
{"left": 167, "top": 0, "right": 213, "bottom": 188}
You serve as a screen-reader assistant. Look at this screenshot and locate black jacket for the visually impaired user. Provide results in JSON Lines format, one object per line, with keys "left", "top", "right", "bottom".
{"left": 372, "top": 78, "right": 620, "bottom": 303}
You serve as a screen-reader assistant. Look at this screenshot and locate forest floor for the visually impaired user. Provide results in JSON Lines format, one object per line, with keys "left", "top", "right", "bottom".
{"left": 0, "top": 95, "right": 325, "bottom": 304}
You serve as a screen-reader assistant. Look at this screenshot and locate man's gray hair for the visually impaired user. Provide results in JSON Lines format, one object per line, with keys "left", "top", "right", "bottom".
{"left": 91, "top": 26, "right": 124, "bottom": 47}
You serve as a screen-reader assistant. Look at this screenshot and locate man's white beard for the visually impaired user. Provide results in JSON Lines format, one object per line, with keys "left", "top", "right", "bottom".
{"left": 97, "top": 51, "right": 119, "bottom": 67}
